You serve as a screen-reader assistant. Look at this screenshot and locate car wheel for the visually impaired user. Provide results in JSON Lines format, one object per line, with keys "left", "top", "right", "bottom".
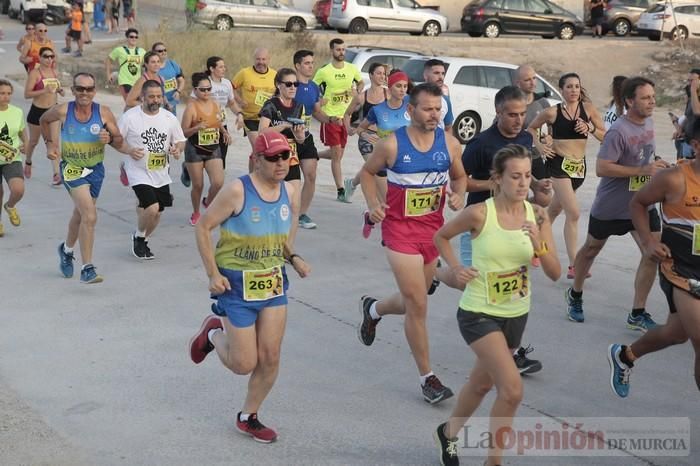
{"left": 558, "top": 23, "right": 575, "bottom": 40}
{"left": 454, "top": 111, "right": 481, "bottom": 144}
{"left": 286, "top": 17, "right": 306, "bottom": 33}
{"left": 423, "top": 20, "right": 441, "bottom": 37}
{"left": 215, "top": 15, "right": 233, "bottom": 31}
{"left": 613, "top": 18, "right": 630, "bottom": 37}
{"left": 671, "top": 26, "right": 688, "bottom": 41}
{"left": 648, "top": 31, "right": 661, "bottom": 41}
{"left": 0, "top": 0, "right": 8, "bottom": 15}
{"left": 467, "top": 31, "right": 481, "bottom": 37}
{"left": 8, "top": 7, "right": 16, "bottom": 19}
{"left": 484, "top": 22, "right": 500, "bottom": 39}
{"left": 349, "top": 18, "right": 368, "bottom": 34}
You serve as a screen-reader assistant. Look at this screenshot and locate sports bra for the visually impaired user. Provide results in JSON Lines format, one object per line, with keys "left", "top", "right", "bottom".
{"left": 552, "top": 103, "right": 590, "bottom": 140}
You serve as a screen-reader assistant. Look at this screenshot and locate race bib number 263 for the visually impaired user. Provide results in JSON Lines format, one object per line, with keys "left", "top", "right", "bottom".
{"left": 242, "top": 267, "right": 284, "bottom": 302}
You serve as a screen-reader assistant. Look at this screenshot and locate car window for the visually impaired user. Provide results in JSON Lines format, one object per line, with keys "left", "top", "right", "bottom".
{"left": 345, "top": 49, "right": 358, "bottom": 63}
{"left": 525, "top": 0, "right": 551, "bottom": 13}
{"left": 370, "top": 0, "right": 392, "bottom": 7}
{"left": 645, "top": 3, "right": 664, "bottom": 13}
{"left": 675, "top": 5, "right": 692, "bottom": 13}
{"left": 391, "top": 56, "right": 412, "bottom": 70}
{"left": 454, "top": 66, "right": 480, "bottom": 86}
{"left": 482, "top": 66, "right": 513, "bottom": 90}
{"left": 395, "top": 0, "right": 416, "bottom": 7}
{"left": 361, "top": 55, "right": 392, "bottom": 73}
{"left": 403, "top": 59, "right": 428, "bottom": 82}
{"left": 357, "top": 0, "right": 370, "bottom": 5}
{"left": 251, "top": 0, "right": 275, "bottom": 6}
{"left": 503, "top": 0, "right": 526, "bottom": 11}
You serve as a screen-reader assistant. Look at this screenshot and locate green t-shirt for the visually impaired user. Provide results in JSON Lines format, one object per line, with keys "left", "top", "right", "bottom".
{"left": 109, "top": 46, "right": 146, "bottom": 86}
{"left": 185, "top": 0, "right": 197, "bottom": 12}
{"left": 313, "top": 62, "right": 362, "bottom": 117}
{"left": 0, "top": 105, "right": 25, "bottom": 165}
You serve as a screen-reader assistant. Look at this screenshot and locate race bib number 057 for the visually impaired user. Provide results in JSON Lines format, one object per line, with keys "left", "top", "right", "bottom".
{"left": 404, "top": 187, "right": 442, "bottom": 217}
{"left": 242, "top": 267, "right": 284, "bottom": 302}
{"left": 62, "top": 163, "right": 92, "bottom": 182}
{"left": 485, "top": 266, "right": 530, "bottom": 305}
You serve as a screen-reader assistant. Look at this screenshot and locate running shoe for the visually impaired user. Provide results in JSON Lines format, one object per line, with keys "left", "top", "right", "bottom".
{"left": 607, "top": 344, "right": 631, "bottom": 398}
{"left": 298, "top": 214, "right": 317, "bottom": 229}
{"left": 132, "top": 233, "right": 148, "bottom": 259}
{"left": 144, "top": 240, "right": 155, "bottom": 260}
{"left": 57, "top": 242, "right": 75, "bottom": 278}
{"left": 202, "top": 197, "right": 210, "bottom": 208}
{"left": 52, "top": 173, "right": 62, "bottom": 187}
{"left": 3, "top": 203, "right": 20, "bottom": 226}
{"left": 61, "top": 47, "right": 71, "bottom": 53}
{"left": 73, "top": 51, "right": 82, "bottom": 57}
{"left": 236, "top": 412, "right": 278, "bottom": 443}
{"left": 565, "top": 287, "right": 584, "bottom": 323}
{"left": 119, "top": 162, "right": 129, "bottom": 186}
{"left": 433, "top": 422, "right": 460, "bottom": 466}
{"left": 180, "top": 162, "right": 191, "bottom": 188}
{"left": 336, "top": 189, "right": 351, "bottom": 203}
{"left": 567, "top": 265, "right": 591, "bottom": 280}
{"left": 189, "top": 212, "right": 201, "bottom": 226}
{"left": 80, "top": 264, "right": 103, "bottom": 284}
{"left": 428, "top": 259, "right": 441, "bottom": 296}
{"left": 422, "top": 375, "right": 454, "bottom": 404}
{"left": 189, "top": 314, "right": 222, "bottom": 364}
{"left": 361, "top": 211, "right": 374, "bottom": 239}
{"left": 514, "top": 345, "right": 543, "bottom": 375}
{"left": 343, "top": 177, "right": 356, "bottom": 201}
{"left": 626, "top": 312, "right": 658, "bottom": 332}
{"left": 358, "top": 295, "right": 380, "bottom": 346}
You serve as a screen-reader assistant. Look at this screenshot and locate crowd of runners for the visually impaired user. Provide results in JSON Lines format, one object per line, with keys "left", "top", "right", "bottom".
{"left": 0, "top": 30, "right": 698, "bottom": 466}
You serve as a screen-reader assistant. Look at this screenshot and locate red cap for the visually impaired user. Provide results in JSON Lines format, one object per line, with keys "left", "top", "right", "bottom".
{"left": 388, "top": 71, "right": 409, "bottom": 88}
{"left": 253, "top": 132, "right": 291, "bottom": 157}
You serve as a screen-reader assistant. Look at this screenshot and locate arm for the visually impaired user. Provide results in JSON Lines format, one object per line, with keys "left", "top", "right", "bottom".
{"left": 342, "top": 93, "right": 363, "bottom": 133}
{"left": 461, "top": 137, "right": 493, "bottom": 193}
{"left": 584, "top": 102, "right": 606, "bottom": 142}
{"left": 19, "top": 41, "right": 32, "bottom": 65}
{"left": 596, "top": 158, "right": 668, "bottom": 178}
{"left": 24, "top": 71, "right": 47, "bottom": 99}
{"left": 258, "top": 116, "right": 291, "bottom": 134}
{"left": 99, "top": 106, "right": 125, "bottom": 149}
{"left": 446, "top": 133, "right": 467, "bottom": 210}
{"left": 690, "top": 78, "right": 700, "bottom": 115}
{"left": 354, "top": 78, "right": 365, "bottom": 94}
{"left": 283, "top": 181, "right": 310, "bottom": 278}
{"left": 105, "top": 54, "right": 115, "bottom": 84}
{"left": 39, "top": 104, "right": 67, "bottom": 160}
{"left": 433, "top": 205, "right": 484, "bottom": 287}
{"left": 311, "top": 101, "right": 332, "bottom": 124}
{"left": 630, "top": 168, "right": 677, "bottom": 260}
{"left": 527, "top": 107, "right": 556, "bottom": 158}
{"left": 360, "top": 135, "right": 395, "bottom": 223}
{"left": 181, "top": 104, "right": 203, "bottom": 137}
{"left": 443, "top": 96, "right": 454, "bottom": 134}
{"left": 529, "top": 205, "right": 561, "bottom": 281}
{"left": 124, "top": 78, "right": 144, "bottom": 108}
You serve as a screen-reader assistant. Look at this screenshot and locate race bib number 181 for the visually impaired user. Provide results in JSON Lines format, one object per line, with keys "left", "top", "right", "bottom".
{"left": 198, "top": 128, "right": 220, "bottom": 146}
{"left": 242, "top": 267, "right": 284, "bottom": 302}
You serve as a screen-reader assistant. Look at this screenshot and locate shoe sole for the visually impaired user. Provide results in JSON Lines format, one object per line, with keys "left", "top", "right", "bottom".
{"left": 519, "top": 361, "right": 543, "bottom": 375}
{"left": 357, "top": 296, "right": 374, "bottom": 346}
{"left": 188, "top": 315, "right": 219, "bottom": 364}
{"left": 298, "top": 223, "right": 317, "bottom": 229}
{"left": 626, "top": 322, "right": 650, "bottom": 333}
{"left": 235, "top": 424, "right": 277, "bottom": 443}
{"left": 606, "top": 344, "right": 627, "bottom": 398}
{"left": 81, "top": 276, "right": 104, "bottom": 284}
{"left": 423, "top": 390, "right": 453, "bottom": 405}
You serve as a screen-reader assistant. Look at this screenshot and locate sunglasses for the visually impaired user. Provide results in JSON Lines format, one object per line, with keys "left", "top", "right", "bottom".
{"left": 42, "top": 54, "right": 55, "bottom": 59}
{"left": 262, "top": 152, "right": 291, "bottom": 162}
{"left": 38, "top": 29, "right": 48, "bottom": 32}
{"left": 128, "top": 35, "right": 139, "bottom": 39}
{"left": 196, "top": 87, "right": 212, "bottom": 92}
{"left": 73, "top": 86, "right": 96, "bottom": 93}
{"left": 155, "top": 49, "right": 167, "bottom": 53}
{"left": 280, "top": 81, "right": 299, "bottom": 88}
{"left": 26, "top": 27, "right": 35, "bottom": 31}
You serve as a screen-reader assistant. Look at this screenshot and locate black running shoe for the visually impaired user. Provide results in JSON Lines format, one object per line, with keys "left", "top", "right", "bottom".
{"left": 513, "top": 345, "right": 542, "bottom": 375}
{"left": 132, "top": 234, "right": 148, "bottom": 259}
{"left": 433, "top": 422, "right": 459, "bottom": 466}
{"left": 143, "top": 240, "right": 155, "bottom": 260}
{"left": 428, "top": 259, "right": 441, "bottom": 295}
{"left": 358, "top": 295, "right": 380, "bottom": 346}
{"left": 422, "top": 375, "right": 454, "bottom": 404}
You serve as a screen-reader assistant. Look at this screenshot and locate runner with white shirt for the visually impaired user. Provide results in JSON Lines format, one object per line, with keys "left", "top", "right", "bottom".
{"left": 603, "top": 75, "right": 627, "bottom": 131}
{"left": 118, "top": 80, "right": 186, "bottom": 259}
{"left": 422, "top": 59, "right": 454, "bottom": 133}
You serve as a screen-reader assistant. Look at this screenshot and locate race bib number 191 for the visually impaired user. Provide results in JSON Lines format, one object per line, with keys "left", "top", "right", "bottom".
{"left": 242, "top": 267, "right": 284, "bottom": 302}
{"left": 147, "top": 152, "right": 166, "bottom": 170}
{"left": 485, "top": 267, "right": 530, "bottom": 305}
{"left": 404, "top": 187, "right": 442, "bottom": 217}
{"left": 693, "top": 224, "right": 700, "bottom": 256}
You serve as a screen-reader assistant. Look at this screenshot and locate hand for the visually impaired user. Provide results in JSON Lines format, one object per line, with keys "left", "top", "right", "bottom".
{"left": 691, "top": 76, "right": 699, "bottom": 95}
{"left": 23, "top": 162, "right": 32, "bottom": 179}
{"left": 447, "top": 191, "right": 464, "bottom": 211}
{"left": 369, "top": 202, "right": 388, "bottom": 224}
{"left": 672, "top": 129, "right": 682, "bottom": 140}
{"left": 236, "top": 114, "right": 244, "bottom": 131}
{"left": 641, "top": 159, "right": 670, "bottom": 176}
{"left": 57, "top": 87, "right": 65, "bottom": 96}
{"left": 18, "top": 143, "right": 25, "bottom": 154}
{"left": 222, "top": 131, "right": 231, "bottom": 145}
{"left": 450, "top": 265, "right": 479, "bottom": 289}
{"left": 574, "top": 118, "right": 591, "bottom": 136}
{"left": 209, "top": 273, "right": 231, "bottom": 295}
{"left": 196, "top": 121, "right": 208, "bottom": 130}
{"left": 535, "top": 140, "right": 555, "bottom": 159}
{"left": 291, "top": 124, "right": 305, "bottom": 141}
{"left": 534, "top": 178, "right": 552, "bottom": 195}
{"left": 541, "top": 134, "right": 553, "bottom": 146}
{"left": 363, "top": 131, "right": 380, "bottom": 144}
{"left": 290, "top": 257, "right": 311, "bottom": 278}
{"left": 347, "top": 126, "right": 356, "bottom": 136}
{"left": 240, "top": 99, "right": 249, "bottom": 109}
{"left": 98, "top": 128, "right": 112, "bottom": 144}
{"left": 169, "top": 144, "right": 181, "bottom": 159}
{"left": 107, "top": 74, "right": 115, "bottom": 85}
{"left": 46, "top": 143, "right": 59, "bottom": 160}
{"left": 521, "top": 220, "right": 542, "bottom": 250}
{"left": 47, "top": 86, "right": 57, "bottom": 95}
{"left": 128, "top": 147, "right": 145, "bottom": 160}
{"left": 643, "top": 238, "right": 672, "bottom": 262}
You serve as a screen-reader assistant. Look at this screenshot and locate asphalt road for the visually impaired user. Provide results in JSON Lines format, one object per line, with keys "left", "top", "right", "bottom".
{"left": 0, "top": 9, "right": 696, "bottom": 466}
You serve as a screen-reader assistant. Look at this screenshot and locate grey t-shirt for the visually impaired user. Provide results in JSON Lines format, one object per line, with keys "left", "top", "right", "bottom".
{"left": 590, "top": 115, "right": 655, "bottom": 220}
{"left": 526, "top": 97, "right": 550, "bottom": 160}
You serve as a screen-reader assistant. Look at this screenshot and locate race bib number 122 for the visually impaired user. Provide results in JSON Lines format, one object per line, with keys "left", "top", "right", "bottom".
{"left": 485, "top": 267, "right": 530, "bottom": 305}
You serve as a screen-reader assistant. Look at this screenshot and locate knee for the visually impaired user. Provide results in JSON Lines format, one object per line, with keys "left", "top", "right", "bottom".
{"left": 497, "top": 381, "right": 523, "bottom": 407}
{"left": 145, "top": 204, "right": 159, "bottom": 217}
{"left": 470, "top": 380, "right": 494, "bottom": 397}
{"left": 404, "top": 293, "right": 428, "bottom": 318}
{"left": 81, "top": 209, "right": 97, "bottom": 227}
{"left": 257, "top": 347, "right": 281, "bottom": 370}
{"left": 211, "top": 179, "right": 223, "bottom": 192}
{"left": 303, "top": 169, "right": 316, "bottom": 184}
{"left": 226, "top": 356, "right": 257, "bottom": 375}
{"left": 581, "top": 241, "right": 603, "bottom": 259}
{"left": 191, "top": 179, "right": 203, "bottom": 191}
{"left": 566, "top": 207, "right": 580, "bottom": 222}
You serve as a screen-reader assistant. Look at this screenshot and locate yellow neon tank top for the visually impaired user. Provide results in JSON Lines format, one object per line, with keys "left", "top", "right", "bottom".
{"left": 459, "top": 198, "right": 536, "bottom": 318}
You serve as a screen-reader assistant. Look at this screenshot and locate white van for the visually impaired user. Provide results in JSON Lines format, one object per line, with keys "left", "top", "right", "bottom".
{"left": 8, "top": 0, "right": 47, "bottom": 24}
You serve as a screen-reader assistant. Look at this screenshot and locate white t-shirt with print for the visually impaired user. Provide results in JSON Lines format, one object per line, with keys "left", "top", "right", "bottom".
{"left": 118, "top": 106, "right": 186, "bottom": 188}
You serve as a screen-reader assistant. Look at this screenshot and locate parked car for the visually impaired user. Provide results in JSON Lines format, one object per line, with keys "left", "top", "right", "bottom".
{"left": 602, "top": 0, "right": 653, "bottom": 36}
{"left": 402, "top": 56, "right": 562, "bottom": 143}
{"left": 637, "top": 2, "right": 700, "bottom": 40}
{"left": 0, "top": 0, "right": 9, "bottom": 15}
{"left": 461, "top": 0, "right": 585, "bottom": 40}
{"left": 8, "top": 0, "right": 46, "bottom": 23}
{"left": 313, "top": 0, "right": 332, "bottom": 28}
{"left": 345, "top": 46, "right": 423, "bottom": 83}
{"left": 329, "top": 0, "right": 449, "bottom": 36}
{"left": 194, "top": 0, "right": 318, "bottom": 32}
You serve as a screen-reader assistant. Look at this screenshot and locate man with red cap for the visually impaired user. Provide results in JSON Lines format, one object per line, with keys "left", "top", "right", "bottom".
{"left": 189, "top": 131, "right": 310, "bottom": 443}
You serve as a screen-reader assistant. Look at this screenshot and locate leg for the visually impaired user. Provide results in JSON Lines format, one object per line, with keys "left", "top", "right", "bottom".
{"left": 629, "top": 313, "right": 688, "bottom": 358}
{"left": 300, "top": 158, "right": 317, "bottom": 216}
{"left": 629, "top": 231, "right": 660, "bottom": 309}
{"left": 445, "top": 358, "right": 493, "bottom": 438}
{"left": 203, "top": 158, "right": 224, "bottom": 204}
{"left": 572, "top": 235, "right": 607, "bottom": 292}
{"left": 68, "top": 186, "right": 98, "bottom": 265}
{"left": 330, "top": 145, "right": 344, "bottom": 189}
{"left": 137, "top": 203, "right": 161, "bottom": 237}
{"left": 187, "top": 161, "right": 204, "bottom": 213}
{"left": 5, "top": 177, "right": 25, "bottom": 208}
{"left": 673, "top": 289, "right": 700, "bottom": 389}
{"left": 25, "top": 123, "right": 42, "bottom": 167}
{"left": 550, "top": 177, "right": 580, "bottom": 266}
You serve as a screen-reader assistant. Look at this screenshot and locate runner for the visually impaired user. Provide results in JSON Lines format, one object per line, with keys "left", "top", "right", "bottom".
{"left": 0, "top": 80, "right": 28, "bottom": 238}
{"left": 313, "top": 38, "right": 364, "bottom": 202}
{"left": 349, "top": 70, "right": 410, "bottom": 239}
{"left": 232, "top": 48, "right": 276, "bottom": 156}
{"left": 152, "top": 42, "right": 185, "bottom": 115}
{"left": 105, "top": 29, "right": 145, "bottom": 102}
{"left": 608, "top": 118, "right": 700, "bottom": 397}
{"left": 188, "top": 131, "right": 310, "bottom": 444}
{"left": 24, "top": 47, "right": 64, "bottom": 187}
{"left": 125, "top": 52, "right": 166, "bottom": 110}
{"left": 566, "top": 77, "right": 668, "bottom": 326}
{"left": 19, "top": 24, "right": 55, "bottom": 73}
{"left": 16, "top": 23, "right": 35, "bottom": 71}
{"left": 527, "top": 72, "right": 606, "bottom": 279}
{"left": 357, "top": 83, "right": 467, "bottom": 404}
{"left": 292, "top": 49, "right": 334, "bottom": 230}
{"left": 341, "top": 62, "right": 387, "bottom": 206}
{"left": 39, "top": 72, "right": 126, "bottom": 284}
{"left": 117, "top": 79, "right": 186, "bottom": 259}
{"left": 181, "top": 72, "right": 229, "bottom": 226}
{"left": 433, "top": 144, "right": 561, "bottom": 466}
{"left": 258, "top": 68, "right": 310, "bottom": 216}
{"left": 422, "top": 59, "right": 454, "bottom": 133}
{"left": 603, "top": 75, "right": 628, "bottom": 131}
{"left": 62, "top": 3, "right": 84, "bottom": 57}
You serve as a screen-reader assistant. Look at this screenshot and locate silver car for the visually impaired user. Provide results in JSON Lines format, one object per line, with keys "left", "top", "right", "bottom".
{"left": 194, "top": 0, "right": 318, "bottom": 32}
{"left": 328, "top": 0, "right": 449, "bottom": 36}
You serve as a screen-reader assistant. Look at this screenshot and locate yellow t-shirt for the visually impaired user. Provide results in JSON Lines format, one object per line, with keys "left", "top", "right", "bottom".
{"left": 313, "top": 62, "right": 362, "bottom": 117}
{"left": 0, "top": 105, "right": 25, "bottom": 165}
{"left": 232, "top": 66, "right": 277, "bottom": 120}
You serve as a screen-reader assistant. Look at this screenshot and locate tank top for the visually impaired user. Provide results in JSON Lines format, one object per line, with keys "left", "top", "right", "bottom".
{"left": 26, "top": 39, "right": 54, "bottom": 71}
{"left": 353, "top": 89, "right": 384, "bottom": 125}
{"left": 660, "top": 161, "right": 700, "bottom": 284}
{"left": 61, "top": 102, "right": 105, "bottom": 168}
{"left": 552, "top": 102, "right": 590, "bottom": 140}
{"left": 460, "top": 198, "right": 536, "bottom": 318}
{"left": 215, "top": 175, "right": 291, "bottom": 272}
{"left": 32, "top": 68, "right": 60, "bottom": 92}
{"left": 187, "top": 98, "right": 221, "bottom": 153}
{"left": 383, "top": 126, "right": 451, "bottom": 242}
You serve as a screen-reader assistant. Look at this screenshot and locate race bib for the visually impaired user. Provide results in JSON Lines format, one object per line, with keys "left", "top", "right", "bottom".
{"left": 163, "top": 78, "right": 177, "bottom": 92}
{"left": 485, "top": 266, "right": 530, "bottom": 306}
{"left": 198, "top": 128, "right": 220, "bottom": 146}
{"left": 629, "top": 175, "right": 651, "bottom": 192}
{"left": 331, "top": 91, "right": 350, "bottom": 104}
{"left": 561, "top": 158, "right": 585, "bottom": 179}
{"left": 0, "top": 140, "right": 18, "bottom": 162}
{"left": 219, "top": 108, "right": 227, "bottom": 123}
{"left": 62, "top": 163, "right": 92, "bottom": 182}
{"left": 254, "top": 90, "right": 273, "bottom": 107}
{"left": 693, "top": 224, "right": 700, "bottom": 256}
{"left": 288, "top": 139, "right": 299, "bottom": 166}
{"left": 147, "top": 152, "right": 167, "bottom": 170}
{"left": 42, "top": 78, "right": 61, "bottom": 90}
{"left": 404, "top": 187, "right": 442, "bottom": 217}
{"left": 242, "top": 266, "right": 284, "bottom": 302}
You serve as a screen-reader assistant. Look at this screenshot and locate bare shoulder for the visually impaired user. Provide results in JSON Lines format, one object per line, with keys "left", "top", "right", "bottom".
{"left": 444, "top": 131, "right": 462, "bottom": 155}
